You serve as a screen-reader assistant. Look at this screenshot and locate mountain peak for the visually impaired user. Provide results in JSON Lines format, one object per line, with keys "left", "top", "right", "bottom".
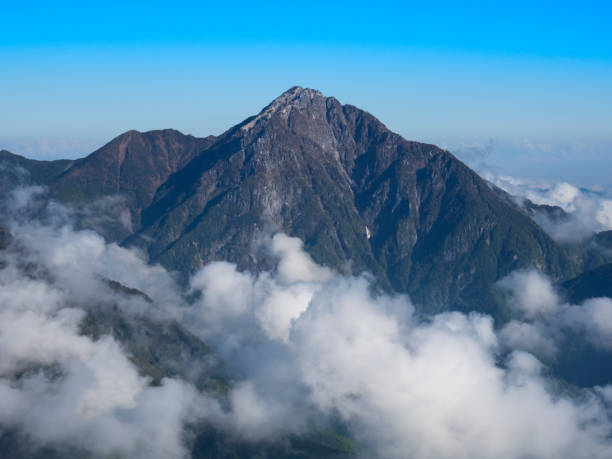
{"left": 241, "top": 86, "right": 327, "bottom": 131}
{"left": 263, "top": 86, "right": 326, "bottom": 112}
{"left": 276, "top": 85, "right": 324, "bottom": 101}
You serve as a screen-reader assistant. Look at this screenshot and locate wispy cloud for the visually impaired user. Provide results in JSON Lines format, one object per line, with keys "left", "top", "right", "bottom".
{"left": 484, "top": 172, "right": 612, "bottom": 242}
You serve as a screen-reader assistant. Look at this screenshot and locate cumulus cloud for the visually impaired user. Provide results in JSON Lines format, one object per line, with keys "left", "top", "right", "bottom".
{"left": 4, "top": 186, "right": 612, "bottom": 458}
{"left": 498, "top": 270, "right": 561, "bottom": 318}
{"left": 484, "top": 172, "right": 612, "bottom": 242}
{"left": 498, "top": 321, "right": 559, "bottom": 359}
{"left": 562, "top": 298, "right": 612, "bottom": 351}
{"left": 186, "top": 238, "right": 612, "bottom": 458}
{"left": 498, "top": 269, "right": 612, "bottom": 355}
{"left": 0, "top": 252, "right": 204, "bottom": 458}
{"left": 0, "top": 195, "right": 219, "bottom": 458}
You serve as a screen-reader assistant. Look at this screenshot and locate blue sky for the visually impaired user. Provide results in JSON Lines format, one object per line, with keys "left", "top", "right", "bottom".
{"left": 1, "top": 1, "right": 611, "bottom": 187}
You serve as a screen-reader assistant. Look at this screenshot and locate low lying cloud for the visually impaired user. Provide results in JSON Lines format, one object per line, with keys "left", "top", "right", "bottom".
{"left": 2, "top": 186, "right": 612, "bottom": 458}
{"left": 0, "top": 190, "right": 211, "bottom": 458}
{"left": 186, "top": 250, "right": 612, "bottom": 459}
{"left": 484, "top": 172, "right": 612, "bottom": 242}
{"left": 499, "top": 269, "right": 612, "bottom": 355}
{"left": 0, "top": 251, "right": 203, "bottom": 458}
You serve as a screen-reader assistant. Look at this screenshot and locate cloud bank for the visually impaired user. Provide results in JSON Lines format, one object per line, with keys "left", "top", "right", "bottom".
{"left": 2, "top": 187, "right": 612, "bottom": 458}
{"left": 499, "top": 270, "right": 612, "bottom": 356}
{"left": 187, "top": 249, "right": 612, "bottom": 459}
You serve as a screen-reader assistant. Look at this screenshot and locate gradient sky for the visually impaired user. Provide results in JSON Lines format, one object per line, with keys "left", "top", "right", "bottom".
{"left": 1, "top": 1, "right": 611, "bottom": 187}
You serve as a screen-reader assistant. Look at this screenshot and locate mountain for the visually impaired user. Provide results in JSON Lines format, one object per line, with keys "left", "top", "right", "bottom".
{"left": 50, "top": 129, "right": 217, "bottom": 222}
{"left": 594, "top": 230, "right": 612, "bottom": 247}
{"left": 0, "top": 130, "right": 216, "bottom": 239}
{"left": 0, "top": 87, "right": 586, "bottom": 315}
{"left": 127, "top": 87, "right": 579, "bottom": 315}
{"left": 563, "top": 262, "right": 612, "bottom": 304}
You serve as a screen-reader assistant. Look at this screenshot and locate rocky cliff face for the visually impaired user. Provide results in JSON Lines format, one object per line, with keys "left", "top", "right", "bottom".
{"left": 0, "top": 87, "right": 583, "bottom": 315}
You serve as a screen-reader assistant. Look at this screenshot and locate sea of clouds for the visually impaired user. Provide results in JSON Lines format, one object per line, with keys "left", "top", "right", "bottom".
{"left": 484, "top": 172, "right": 612, "bottom": 242}
{"left": 2, "top": 186, "right": 612, "bottom": 458}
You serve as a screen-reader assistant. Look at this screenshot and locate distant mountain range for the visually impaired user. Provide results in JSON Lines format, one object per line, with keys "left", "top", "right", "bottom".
{"left": 1, "top": 86, "right": 610, "bottom": 317}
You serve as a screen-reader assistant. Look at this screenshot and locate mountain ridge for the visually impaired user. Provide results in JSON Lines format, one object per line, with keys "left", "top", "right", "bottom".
{"left": 0, "top": 87, "right": 598, "bottom": 315}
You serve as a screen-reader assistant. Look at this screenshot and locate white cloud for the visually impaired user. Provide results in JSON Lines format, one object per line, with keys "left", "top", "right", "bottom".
{"left": 0, "top": 267, "right": 203, "bottom": 458}
{"left": 563, "top": 298, "right": 612, "bottom": 351}
{"left": 498, "top": 270, "right": 561, "bottom": 318}
{"left": 499, "top": 321, "right": 559, "bottom": 359}
{"left": 187, "top": 247, "right": 612, "bottom": 458}
{"left": 497, "top": 269, "right": 612, "bottom": 354}
{"left": 3, "top": 186, "right": 612, "bottom": 458}
{"left": 0, "top": 189, "right": 208, "bottom": 458}
{"left": 484, "top": 172, "right": 612, "bottom": 242}
{"left": 188, "top": 234, "right": 331, "bottom": 346}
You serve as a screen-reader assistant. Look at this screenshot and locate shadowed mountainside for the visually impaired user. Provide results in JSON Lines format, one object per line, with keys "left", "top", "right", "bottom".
{"left": 563, "top": 262, "right": 612, "bottom": 304}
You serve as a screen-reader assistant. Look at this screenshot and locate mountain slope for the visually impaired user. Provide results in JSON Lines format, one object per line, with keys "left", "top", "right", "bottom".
{"left": 0, "top": 150, "right": 74, "bottom": 195}
{"left": 50, "top": 129, "right": 216, "bottom": 223}
{"left": 563, "top": 262, "right": 612, "bottom": 304}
